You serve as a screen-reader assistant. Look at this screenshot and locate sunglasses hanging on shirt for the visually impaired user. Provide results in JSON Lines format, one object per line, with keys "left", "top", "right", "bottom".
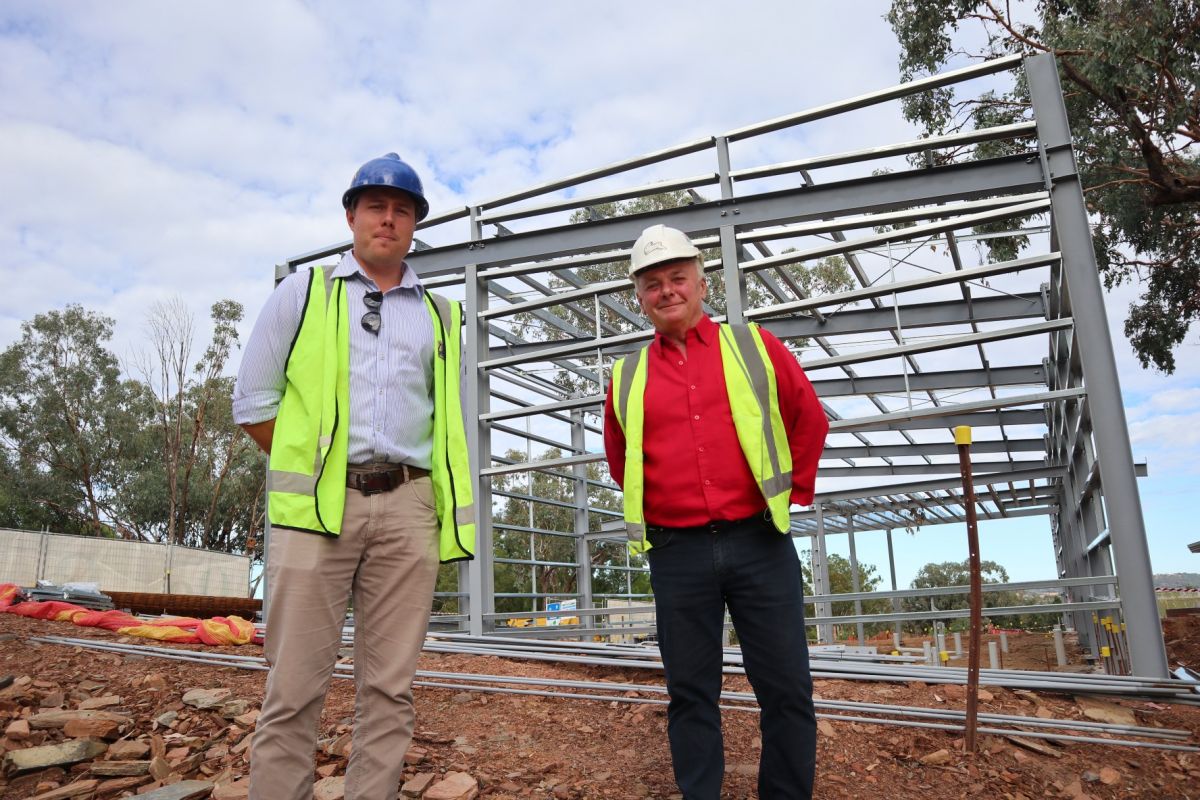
{"left": 361, "top": 290, "right": 383, "bottom": 335}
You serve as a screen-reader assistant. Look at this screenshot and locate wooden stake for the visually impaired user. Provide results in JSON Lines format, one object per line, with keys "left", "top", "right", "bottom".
{"left": 955, "top": 425, "right": 981, "bottom": 753}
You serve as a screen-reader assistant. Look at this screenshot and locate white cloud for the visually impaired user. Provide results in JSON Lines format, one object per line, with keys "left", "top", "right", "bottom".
{"left": 0, "top": 0, "right": 911, "bottom": 357}
{"left": 2, "top": 0, "right": 1196, "bottom": 577}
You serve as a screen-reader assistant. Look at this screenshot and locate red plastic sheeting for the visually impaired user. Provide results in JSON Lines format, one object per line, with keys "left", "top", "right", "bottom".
{"left": 0, "top": 583, "right": 260, "bottom": 646}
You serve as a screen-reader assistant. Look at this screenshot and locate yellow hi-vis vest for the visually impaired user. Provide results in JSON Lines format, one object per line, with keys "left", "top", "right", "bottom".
{"left": 266, "top": 266, "right": 475, "bottom": 563}
{"left": 611, "top": 322, "right": 793, "bottom": 555}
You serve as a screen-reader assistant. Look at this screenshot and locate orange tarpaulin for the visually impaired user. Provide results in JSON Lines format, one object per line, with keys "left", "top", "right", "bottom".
{"left": 0, "top": 583, "right": 259, "bottom": 645}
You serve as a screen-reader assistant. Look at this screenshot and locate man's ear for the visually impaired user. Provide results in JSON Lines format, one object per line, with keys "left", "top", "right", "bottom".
{"left": 346, "top": 207, "right": 355, "bottom": 229}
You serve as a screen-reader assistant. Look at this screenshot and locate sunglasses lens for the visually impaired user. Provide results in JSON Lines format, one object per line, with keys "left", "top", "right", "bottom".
{"left": 363, "top": 291, "right": 383, "bottom": 309}
{"left": 361, "top": 311, "right": 381, "bottom": 334}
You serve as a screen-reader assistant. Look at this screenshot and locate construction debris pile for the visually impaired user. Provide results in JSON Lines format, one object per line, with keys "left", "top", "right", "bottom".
{"left": 2, "top": 611, "right": 1200, "bottom": 799}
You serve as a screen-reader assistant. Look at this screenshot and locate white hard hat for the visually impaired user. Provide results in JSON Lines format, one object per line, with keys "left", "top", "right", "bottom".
{"left": 628, "top": 224, "right": 701, "bottom": 279}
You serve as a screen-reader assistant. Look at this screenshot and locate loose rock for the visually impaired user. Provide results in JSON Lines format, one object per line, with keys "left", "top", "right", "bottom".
{"left": 4, "top": 738, "right": 108, "bottom": 773}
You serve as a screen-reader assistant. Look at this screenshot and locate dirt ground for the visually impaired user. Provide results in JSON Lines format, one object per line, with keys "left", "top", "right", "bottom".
{"left": 2, "top": 612, "right": 1200, "bottom": 800}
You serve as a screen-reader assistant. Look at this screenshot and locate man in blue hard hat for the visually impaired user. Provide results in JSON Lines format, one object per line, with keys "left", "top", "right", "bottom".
{"left": 234, "top": 153, "right": 475, "bottom": 800}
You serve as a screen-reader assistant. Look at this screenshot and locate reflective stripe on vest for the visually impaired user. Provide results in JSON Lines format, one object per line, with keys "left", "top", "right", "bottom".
{"left": 267, "top": 266, "right": 476, "bottom": 562}
{"left": 267, "top": 267, "right": 348, "bottom": 536}
{"left": 422, "top": 289, "right": 477, "bottom": 562}
{"left": 611, "top": 322, "right": 793, "bottom": 554}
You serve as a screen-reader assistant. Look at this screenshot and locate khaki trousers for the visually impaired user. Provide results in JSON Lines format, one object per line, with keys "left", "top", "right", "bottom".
{"left": 249, "top": 477, "right": 440, "bottom": 800}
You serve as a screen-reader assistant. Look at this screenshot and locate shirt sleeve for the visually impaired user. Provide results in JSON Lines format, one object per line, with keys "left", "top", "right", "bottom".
{"left": 232, "top": 271, "right": 308, "bottom": 426}
{"left": 761, "top": 327, "right": 828, "bottom": 507}
{"left": 603, "top": 382, "right": 626, "bottom": 489}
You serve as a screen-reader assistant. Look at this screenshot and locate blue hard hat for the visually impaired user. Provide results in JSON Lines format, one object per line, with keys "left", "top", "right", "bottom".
{"left": 342, "top": 153, "right": 430, "bottom": 221}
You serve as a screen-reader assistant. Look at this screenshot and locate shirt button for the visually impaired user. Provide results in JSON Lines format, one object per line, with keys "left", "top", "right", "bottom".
{"left": 677, "top": 360, "right": 683, "bottom": 366}
{"left": 690, "top": 385, "right": 696, "bottom": 390}
{"left": 698, "top": 446, "right": 705, "bottom": 453}
{"left": 693, "top": 414, "right": 700, "bottom": 420}
{"left": 704, "top": 479, "right": 711, "bottom": 486}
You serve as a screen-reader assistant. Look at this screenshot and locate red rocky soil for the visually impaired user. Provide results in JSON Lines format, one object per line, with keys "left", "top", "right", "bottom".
{"left": 2, "top": 612, "right": 1200, "bottom": 799}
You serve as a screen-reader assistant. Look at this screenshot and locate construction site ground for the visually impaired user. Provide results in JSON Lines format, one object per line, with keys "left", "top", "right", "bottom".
{"left": 2, "top": 612, "right": 1200, "bottom": 799}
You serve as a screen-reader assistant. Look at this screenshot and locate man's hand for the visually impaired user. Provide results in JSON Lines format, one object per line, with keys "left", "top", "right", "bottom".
{"left": 241, "top": 420, "right": 276, "bottom": 454}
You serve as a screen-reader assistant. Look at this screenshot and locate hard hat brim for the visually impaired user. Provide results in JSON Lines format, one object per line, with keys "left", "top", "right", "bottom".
{"left": 342, "top": 187, "right": 430, "bottom": 222}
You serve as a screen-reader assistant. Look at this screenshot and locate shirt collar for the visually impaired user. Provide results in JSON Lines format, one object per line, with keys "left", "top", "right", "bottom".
{"left": 332, "top": 251, "right": 425, "bottom": 294}
{"left": 652, "top": 314, "right": 716, "bottom": 354}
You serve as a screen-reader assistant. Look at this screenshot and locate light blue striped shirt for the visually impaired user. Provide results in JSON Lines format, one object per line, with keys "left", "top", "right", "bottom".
{"left": 233, "top": 251, "right": 437, "bottom": 468}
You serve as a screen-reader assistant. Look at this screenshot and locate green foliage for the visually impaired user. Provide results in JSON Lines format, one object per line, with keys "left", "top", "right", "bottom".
{"left": 133, "top": 298, "right": 263, "bottom": 550}
{"left": 800, "top": 551, "right": 894, "bottom": 638}
{"left": 887, "top": 0, "right": 1200, "bottom": 372}
{"left": 0, "top": 301, "right": 264, "bottom": 553}
{"left": 0, "top": 305, "right": 148, "bottom": 535}
{"left": 902, "top": 558, "right": 1020, "bottom": 633}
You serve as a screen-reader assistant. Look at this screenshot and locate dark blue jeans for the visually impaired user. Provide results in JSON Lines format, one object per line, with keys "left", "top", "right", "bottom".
{"left": 647, "top": 514, "right": 815, "bottom": 800}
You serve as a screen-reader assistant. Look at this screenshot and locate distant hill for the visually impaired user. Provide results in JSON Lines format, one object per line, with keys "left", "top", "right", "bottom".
{"left": 1154, "top": 572, "right": 1200, "bottom": 589}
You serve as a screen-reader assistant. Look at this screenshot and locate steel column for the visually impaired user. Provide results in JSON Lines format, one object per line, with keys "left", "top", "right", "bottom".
{"left": 813, "top": 504, "right": 834, "bottom": 643}
{"left": 1026, "top": 53, "right": 1166, "bottom": 676}
{"left": 465, "top": 207, "right": 495, "bottom": 636}
{"left": 572, "top": 409, "right": 593, "bottom": 615}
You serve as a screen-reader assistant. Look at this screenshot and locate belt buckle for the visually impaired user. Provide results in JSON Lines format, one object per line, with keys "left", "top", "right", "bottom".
{"left": 357, "top": 471, "right": 395, "bottom": 496}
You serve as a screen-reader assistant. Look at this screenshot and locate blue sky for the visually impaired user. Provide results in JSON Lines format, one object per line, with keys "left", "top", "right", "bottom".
{"left": 1, "top": 1, "right": 1196, "bottom": 588}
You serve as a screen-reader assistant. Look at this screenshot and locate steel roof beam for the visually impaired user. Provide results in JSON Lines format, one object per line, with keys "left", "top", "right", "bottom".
{"left": 768, "top": 293, "right": 1045, "bottom": 340}
{"left": 401, "top": 155, "right": 1048, "bottom": 278}
{"left": 811, "top": 364, "right": 1045, "bottom": 397}
{"left": 830, "top": 387, "right": 1082, "bottom": 433}
{"left": 822, "top": 438, "right": 1045, "bottom": 460}
{"left": 748, "top": 252, "right": 1059, "bottom": 320}
{"left": 819, "top": 460, "right": 1051, "bottom": 478}
{"left": 806, "top": 318, "right": 1072, "bottom": 372}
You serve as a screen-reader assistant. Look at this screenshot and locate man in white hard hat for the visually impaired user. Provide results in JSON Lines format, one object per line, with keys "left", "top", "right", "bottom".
{"left": 604, "top": 224, "right": 828, "bottom": 799}
{"left": 234, "top": 154, "right": 475, "bottom": 800}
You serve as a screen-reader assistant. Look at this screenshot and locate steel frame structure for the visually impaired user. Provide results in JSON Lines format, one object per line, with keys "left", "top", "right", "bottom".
{"left": 272, "top": 53, "right": 1168, "bottom": 677}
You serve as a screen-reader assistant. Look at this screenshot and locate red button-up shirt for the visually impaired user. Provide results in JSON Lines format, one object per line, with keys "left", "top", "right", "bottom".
{"left": 603, "top": 315, "right": 828, "bottom": 527}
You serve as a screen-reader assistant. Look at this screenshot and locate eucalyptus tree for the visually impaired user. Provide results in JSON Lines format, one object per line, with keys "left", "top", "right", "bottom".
{"left": 887, "top": 0, "right": 1199, "bottom": 372}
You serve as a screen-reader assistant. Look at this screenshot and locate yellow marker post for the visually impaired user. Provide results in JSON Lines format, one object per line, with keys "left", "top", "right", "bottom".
{"left": 955, "top": 425, "right": 982, "bottom": 754}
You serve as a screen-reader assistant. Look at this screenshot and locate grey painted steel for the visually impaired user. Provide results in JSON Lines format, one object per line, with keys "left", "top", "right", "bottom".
{"left": 740, "top": 198, "right": 1051, "bottom": 277}
{"left": 813, "top": 505, "right": 833, "bottom": 643}
{"left": 828, "top": 387, "right": 1082, "bottom": 432}
{"left": 724, "top": 54, "right": 1023, "bottom": 140}
{"left": 262, "top": 54, "right": 1164, "bottom": 677}
{"left": 747, "top": 251, "right": 1058, "bottom": 319}
{"left": 847, "top": 516, "right": 865, "bottom": 644}
{"left": 806, "top": 574, "right": 1113, "bottom": 607}
{"left": 805, "top": 318, "right": 1072, "bottom": 372}
{"left": 732, "top": 122, "right": 1037, "bottom": 180}
{"left": 572, "top": 409, "right": 593, "bottom": 617}
{"left": 1026, "top": 53, "right": 1166, "bottom": 677}
{"left": 766, "top": 293, "right": 1045, "bottom": 340}
{"left": 464, "top": 210, "right": 494, "bottom": 637}
{"left": 33, "top": 635, "right": 1199, "bottom": 750}
{"left": 402, "top": 156, "right": 1046, "bottom": 277}
{"left": 810, "top": 364, "right": 1046, "bottom": 397}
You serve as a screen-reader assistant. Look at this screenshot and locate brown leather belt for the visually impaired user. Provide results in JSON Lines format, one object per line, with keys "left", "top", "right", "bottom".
{"left": 346, "top": 464, "right": 431, "bottom": 495}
